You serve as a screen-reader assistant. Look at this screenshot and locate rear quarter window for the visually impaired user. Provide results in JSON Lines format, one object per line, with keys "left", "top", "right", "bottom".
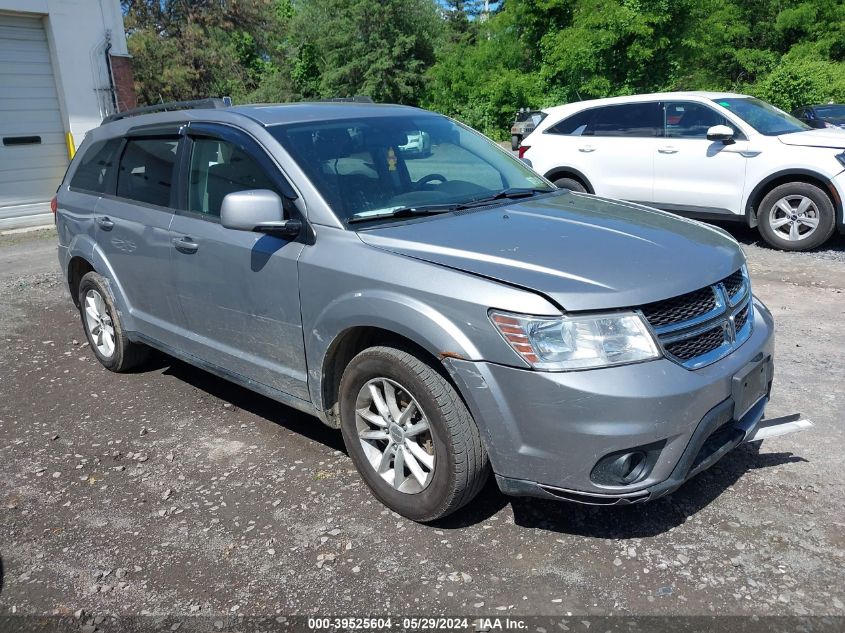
{"left": 69, "top": 138, "right": 122, "bottom": 193}
{"left": 546, "top": 109, "right": 594, "bottom": 136}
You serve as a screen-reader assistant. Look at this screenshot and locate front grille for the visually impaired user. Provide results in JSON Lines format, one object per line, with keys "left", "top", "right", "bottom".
{"left": 639, "top": 268, "right": 753, "bottom": 369}
{"left": 734, "top": 303, "right": 750, "bottom": 332}
{"left": 640, "top": 287, "right": 717, "bottom": 328}
{"left": 723, "top": 269, "right": 745, "bottom": 299}
{"left": 664, "top": 326, "right": 726, "bottom": 361}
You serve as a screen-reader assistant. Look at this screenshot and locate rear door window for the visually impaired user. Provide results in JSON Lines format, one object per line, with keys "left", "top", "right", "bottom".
{"left": 591, "top": 103, "right": 662, "bottom": 137}
{"left": 116, "top": 137, "right": 179, "bottom": 207}
{"left": 69, "top": 138, "right": 122, "bottom": 193}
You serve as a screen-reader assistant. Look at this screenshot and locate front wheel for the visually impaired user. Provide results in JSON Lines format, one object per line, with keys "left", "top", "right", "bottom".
{"left": 553, "top": 177, "right": 587, "bottom": 193}
{"left": 511, "top": 135, "right": 520, "bottom": 151}
{"left": 339, "top": 346, "right": 489, "bottom": 522}
{"left": 757, "top": 182, "right": 835, "bottom": 251}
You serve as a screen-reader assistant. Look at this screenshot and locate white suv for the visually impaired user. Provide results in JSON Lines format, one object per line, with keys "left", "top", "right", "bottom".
{"left": 521, "top": 92, "right": 845, "bottom": 251}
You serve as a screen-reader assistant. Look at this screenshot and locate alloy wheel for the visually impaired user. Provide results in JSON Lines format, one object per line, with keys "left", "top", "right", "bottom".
{"left": 768, "top": 195, "right": 820, "bottom": 242}
{"left": 83, "top": 289, "right": 115, "bottom": 358}
{"left": 355, "top": 377, "right": 436, "bottom": 494}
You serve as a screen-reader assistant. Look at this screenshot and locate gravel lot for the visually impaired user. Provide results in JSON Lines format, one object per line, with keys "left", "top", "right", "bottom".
{"left": 1, "top": 224, "right": 844, "bottom": 625}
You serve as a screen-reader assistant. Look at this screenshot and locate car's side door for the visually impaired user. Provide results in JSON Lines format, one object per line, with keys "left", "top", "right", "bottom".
{"left": 652, "top": 101, "right": 750, "bottom": 217}
{"left": 168, "top": 122, "right": 309, "bottom": 401}
{"left": 552, "top": 102, "right": 661, "bottom": 202}
{"left": 93, "top": 130, "right": 184, "bottom": 347}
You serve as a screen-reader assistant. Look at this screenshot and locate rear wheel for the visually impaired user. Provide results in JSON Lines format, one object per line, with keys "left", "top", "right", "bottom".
{"left": 339, "top": 346, "right": 489, "bottom": 522}
{"left": 553, "top": 177, "right": 587, "bottom": 193}
{"left": 78, "top": 272, "right": 148, "bottom": 372}
{"left": 511, "top": 135, "right": 520, "bottom": 151}
{"left": 757, "top": 182, "right": 835, "bottom": 251}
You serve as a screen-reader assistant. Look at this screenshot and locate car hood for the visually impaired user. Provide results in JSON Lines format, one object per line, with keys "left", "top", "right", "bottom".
{"left": 357, "top": 192, "right": 745, "bottom": 311}
{"left": 777, "top": 129, "right": 845, "bottom": 149}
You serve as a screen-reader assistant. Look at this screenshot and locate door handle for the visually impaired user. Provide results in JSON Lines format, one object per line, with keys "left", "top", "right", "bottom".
{"left": 172, "top": 236, "right": 199, "bottom": 254}
{"left": 95, "top": 216, "right": 114, "bottom": 230}
{"left": 658, "top": 147, "right": 678, "bottom": 154}
{"left": 578, "top": 146, "right": 596, "bottom": 153}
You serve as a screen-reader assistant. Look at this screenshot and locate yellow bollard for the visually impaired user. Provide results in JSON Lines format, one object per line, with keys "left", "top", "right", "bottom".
{"left": 65, "top": 131, "right": 75, "bottom": 160}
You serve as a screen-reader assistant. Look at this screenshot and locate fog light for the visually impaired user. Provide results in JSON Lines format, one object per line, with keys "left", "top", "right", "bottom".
{"left": 590, "top": 441, "right": 665, "bottom": 486}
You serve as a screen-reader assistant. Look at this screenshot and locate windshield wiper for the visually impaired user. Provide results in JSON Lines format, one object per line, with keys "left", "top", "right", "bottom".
{"left": 348, "top": 205, "right": 455, "bottom": 224}
{"left": 453, "top": 187, "right": 552, "bottom": 210}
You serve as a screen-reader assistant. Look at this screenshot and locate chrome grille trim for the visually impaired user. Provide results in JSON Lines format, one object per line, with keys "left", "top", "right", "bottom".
{"left": 639, "top": 267, "right": 754, "bottom": 370}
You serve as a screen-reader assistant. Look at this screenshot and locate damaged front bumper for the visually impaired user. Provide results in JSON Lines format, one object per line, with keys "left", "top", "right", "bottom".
{"left": 444, "top": 297, "right": 810, "bottom": 506}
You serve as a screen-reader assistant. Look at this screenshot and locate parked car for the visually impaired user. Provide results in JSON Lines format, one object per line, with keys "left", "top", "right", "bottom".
{"left": 521, "top": 92, "right": 845, "bottom": 251}
{"left": 57, "top": 99, "right": 797, "bottom": 521}
{"left": 791, "top": 103, "right": 845, "bottom": 130}
{"left": 510, "top": 109, "right": 545, "bottom": 150}
{"left": 398, "top": 129, "right": 431, "bottom": 157}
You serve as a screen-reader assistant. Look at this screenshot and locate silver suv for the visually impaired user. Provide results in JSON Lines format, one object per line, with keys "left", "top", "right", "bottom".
{"left": 57, "top": 100, "right": 779, "bottom": 521}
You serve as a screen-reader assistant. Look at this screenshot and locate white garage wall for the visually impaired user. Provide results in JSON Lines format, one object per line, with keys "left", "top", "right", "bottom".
{"left": 0, "top": 0, "right": 127, "bottom": 160}
{"left": 0, "top": 0, "right": 126, "bottom": 224}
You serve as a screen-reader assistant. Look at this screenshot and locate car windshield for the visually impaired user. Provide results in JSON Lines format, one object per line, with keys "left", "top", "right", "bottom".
{"left": 815, "top": 104, "right": 845, "bottom": 124}
{"left": 712, "top": 97, "right": 811, "bottom": 136}
{"left": 269, "top": 114, "right": 552, "bottom": 223}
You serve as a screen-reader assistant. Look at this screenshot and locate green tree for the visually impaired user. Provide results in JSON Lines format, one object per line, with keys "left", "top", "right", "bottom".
{"left": 269, "top": 0, "right": 441, "bottom": 104}
{"left": 122, "top": 0, "right": 290, "bottom": 105}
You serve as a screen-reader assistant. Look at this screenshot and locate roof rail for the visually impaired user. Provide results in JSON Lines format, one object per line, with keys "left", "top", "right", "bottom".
{"left": 317, "top": 96, "right": 374, "bottom": 103}
{"left": 102, "top": 97, "right": 232, "bottom": 124}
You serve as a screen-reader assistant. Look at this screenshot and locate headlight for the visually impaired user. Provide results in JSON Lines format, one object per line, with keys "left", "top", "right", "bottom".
{"left": 836, "top": 151, "right": 845, "bottom": 168}
{"left": 490, "top": 310, "right": 661, "bottom": 371}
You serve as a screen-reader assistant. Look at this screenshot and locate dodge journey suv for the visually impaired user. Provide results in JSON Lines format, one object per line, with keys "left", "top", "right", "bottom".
{"left": 57, "top": 99, "right": 785, "bottom": 521}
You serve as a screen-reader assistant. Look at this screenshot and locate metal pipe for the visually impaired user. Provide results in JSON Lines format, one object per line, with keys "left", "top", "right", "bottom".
{"left": 103, "top": 30, "right": 118, "bottom": 112}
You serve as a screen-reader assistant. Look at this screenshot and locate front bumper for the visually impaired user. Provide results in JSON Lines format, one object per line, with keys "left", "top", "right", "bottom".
{"left": 444, "top": 296, "right": 776, "bottom": 504}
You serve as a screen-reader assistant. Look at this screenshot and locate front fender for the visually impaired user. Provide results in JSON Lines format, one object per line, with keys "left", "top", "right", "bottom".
{"left": 306, "top": 289, "right": 483, "bottom": 410}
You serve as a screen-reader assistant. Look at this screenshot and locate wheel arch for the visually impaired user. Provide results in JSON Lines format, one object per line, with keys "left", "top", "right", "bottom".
{"left": 65, "top": 236, "right": 135, "bottom": 330}
{"left": 542, "top": 166, "right": 594, "bottom": 193}
{"left": 746, "top": 169, "right": 841, "bottom": 229}
{"left": 307, "top": 292, "right": 482, "bottom": 427}
{"left": 67, "top": 256, "right": 95, "bottom": 308}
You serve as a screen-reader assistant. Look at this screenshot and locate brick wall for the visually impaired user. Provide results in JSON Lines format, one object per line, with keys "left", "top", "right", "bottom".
{"left": 109, "top": 54, "right": 137, "bottom": 112}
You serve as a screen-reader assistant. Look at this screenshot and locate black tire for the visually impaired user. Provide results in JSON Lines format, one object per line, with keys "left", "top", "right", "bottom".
{"left": 338, "top": 346, "right": 489, "bottom": 522}
{"left": 78, "top": 271, "right": 148, "bottom": 372}
{"left": 511, "top": 135, "right": 521, "bottom": 151}
{"left": 553, "top": 177, "right": 587, "bottom": 193}
{"left": 757, "top": 182, "right": 835, "bottom": 251}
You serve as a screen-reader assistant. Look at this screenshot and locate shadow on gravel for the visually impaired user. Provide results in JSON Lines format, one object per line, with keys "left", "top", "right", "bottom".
{"left": 502, "top": 442, "right": 806, "bottom": 538}
{"left": 710, "top": 220, "right": 845, "bottom": 254}
{"left": 155, "top": 354, "right": 347, "bottom": 454}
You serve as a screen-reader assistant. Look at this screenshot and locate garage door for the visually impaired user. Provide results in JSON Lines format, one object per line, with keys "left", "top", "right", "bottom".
{"left": 0, "top": 13, "right": 68, "bottom": 210}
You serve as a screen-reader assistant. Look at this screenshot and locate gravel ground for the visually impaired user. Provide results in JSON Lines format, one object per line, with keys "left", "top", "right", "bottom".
{"left": 0, "top": 226, "right": 843, "bottom": 625}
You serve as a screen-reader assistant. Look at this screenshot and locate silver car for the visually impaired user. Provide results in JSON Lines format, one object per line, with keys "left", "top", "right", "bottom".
{"left": 56, "top": 100, "right": 781, "bottom": 521}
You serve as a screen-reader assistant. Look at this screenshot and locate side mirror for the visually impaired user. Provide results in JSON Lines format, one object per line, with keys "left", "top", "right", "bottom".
{"left": 220, "top": 189, "right": 301, "bottom": 237}
{"left": 706, "top": 124, "right": 735, "bottom": 144}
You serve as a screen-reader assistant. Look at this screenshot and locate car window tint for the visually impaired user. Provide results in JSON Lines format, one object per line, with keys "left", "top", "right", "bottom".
{"left": 546, "top": 109, "right": 594, "bottom": 136}
{"left": 664, "top": 102, "right": 735, "bottom": 138}
{"left": 69, "top": 138, "right": 122, "bottom": 193}
{"left": 116, "top": 138, "right": 178, "bottom": 207}
{"left": 591, "top": 103, "right": 662, "bottom": 137}
{"left": 187, "top": 138, "right": 279, "bottom": 218}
